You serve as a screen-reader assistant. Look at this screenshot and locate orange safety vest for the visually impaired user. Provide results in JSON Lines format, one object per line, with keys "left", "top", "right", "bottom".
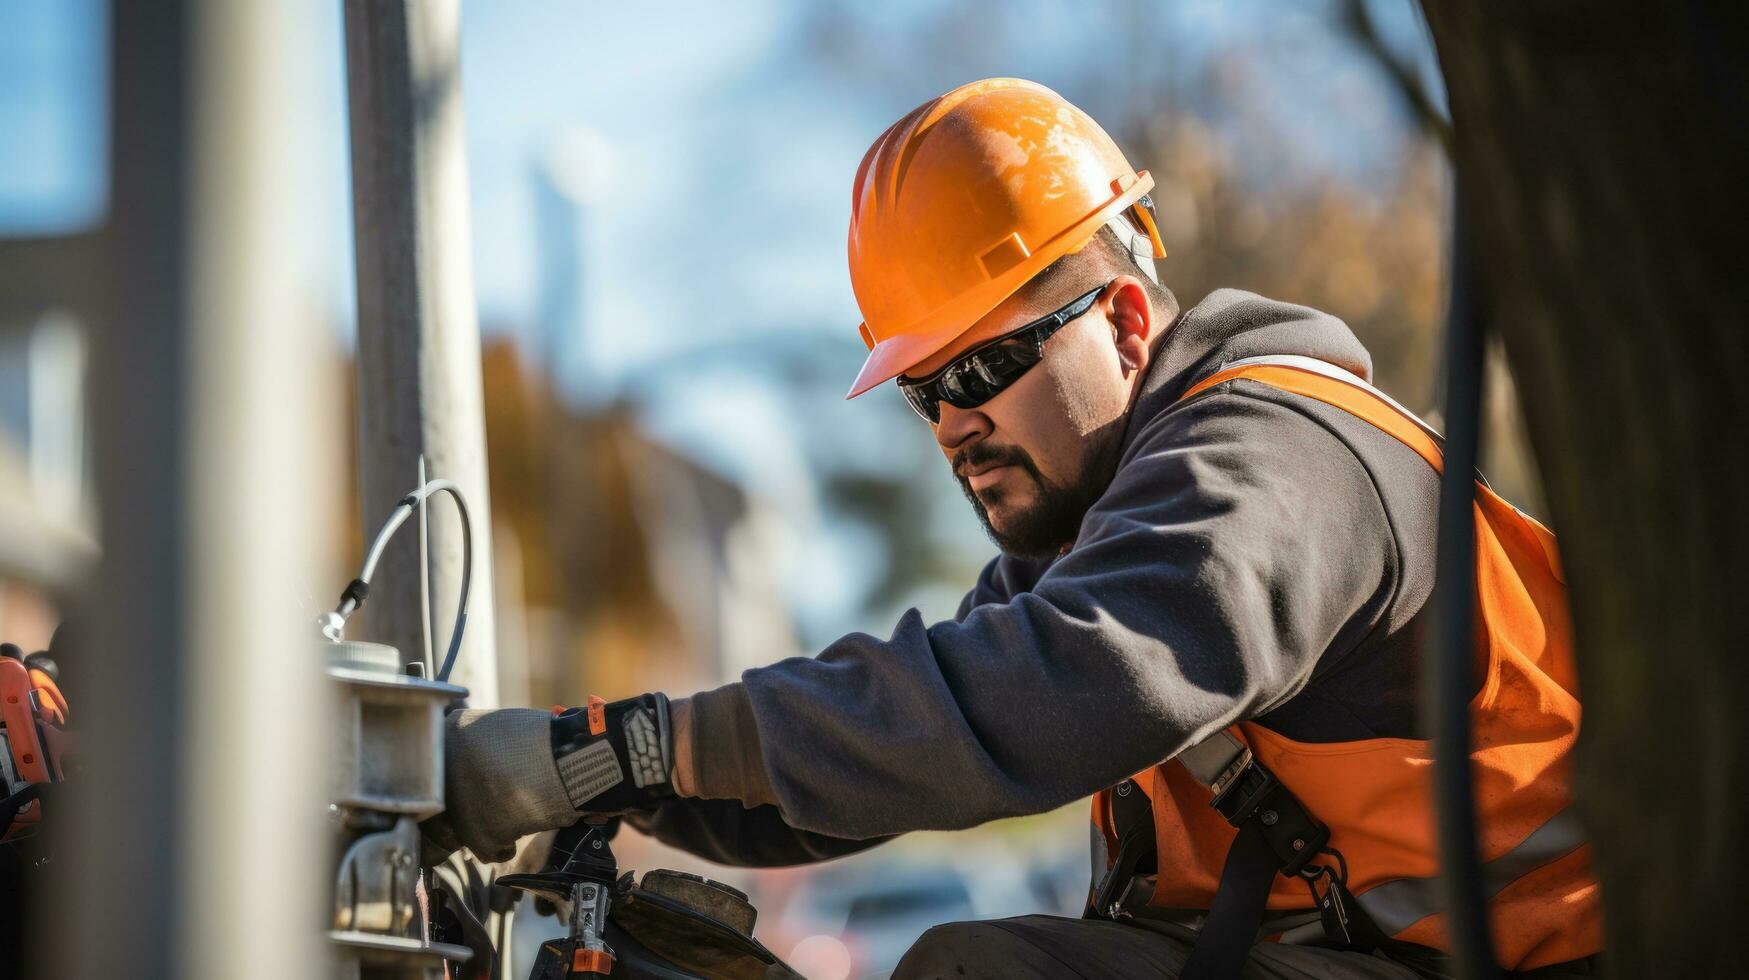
{"left": 1091, "top": 357, "right": 1603, "bottom": 971}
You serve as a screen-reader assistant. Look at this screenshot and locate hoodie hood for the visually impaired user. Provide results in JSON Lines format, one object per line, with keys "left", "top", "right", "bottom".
{"left": 1124, "top": 288, "right": 1374, "bottom": 450}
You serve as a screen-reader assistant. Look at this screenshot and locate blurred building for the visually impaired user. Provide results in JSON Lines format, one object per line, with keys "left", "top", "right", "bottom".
{"left": 532, "top": 128, "right": 619, "bottom": 410}
{"left": 477, "top": 128, "right": 804, "bottom": 704}
{"left": 480, "top": 335, "right": 799, "bottom": 706}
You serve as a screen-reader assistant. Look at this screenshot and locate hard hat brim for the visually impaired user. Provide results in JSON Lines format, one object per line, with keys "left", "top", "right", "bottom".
{"left": 846, "top": 328, "right": 958, "bottom": 399}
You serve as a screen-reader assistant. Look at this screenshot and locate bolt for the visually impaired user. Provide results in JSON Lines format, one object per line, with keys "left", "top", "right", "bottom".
{"left": 1260, "top": 810, "right": 1278, "bottom": 826}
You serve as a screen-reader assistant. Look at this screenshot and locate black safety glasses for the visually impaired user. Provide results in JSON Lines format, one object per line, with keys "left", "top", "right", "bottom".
{"left": 897, "top": 283, "right": 1108, "bottom": 423}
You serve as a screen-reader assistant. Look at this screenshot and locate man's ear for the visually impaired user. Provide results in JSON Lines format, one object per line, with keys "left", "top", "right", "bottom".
{"left": 1108, "top": 276, "right": 1153, "bottom": 378}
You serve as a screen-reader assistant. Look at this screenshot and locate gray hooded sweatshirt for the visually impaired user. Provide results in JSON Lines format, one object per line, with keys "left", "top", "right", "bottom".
{"left": 630, "top": 289, "right": 1442, "bottom": 866}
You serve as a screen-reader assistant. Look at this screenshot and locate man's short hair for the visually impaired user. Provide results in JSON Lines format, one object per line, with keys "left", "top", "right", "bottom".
{"left": 1027, "top": 223, "right": 1178, "bottom": 323}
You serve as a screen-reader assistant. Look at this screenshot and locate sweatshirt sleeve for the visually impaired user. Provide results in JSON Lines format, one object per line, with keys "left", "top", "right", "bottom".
{"left": 954, "top": 552, "right": 1053, "bottom": 621}
{"left": 626, "top": 798, "right": 892, "bottom": 868}
{"left": 688, "top": 385, "right": 1397, "bottom": 840}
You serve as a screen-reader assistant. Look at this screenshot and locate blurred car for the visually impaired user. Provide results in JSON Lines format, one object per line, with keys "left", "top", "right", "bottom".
{"left": 757, "top": 839, "right": 1090, "bottom": 980}
{"left": 765, "top": 863, "right": 975, "bottom": 979}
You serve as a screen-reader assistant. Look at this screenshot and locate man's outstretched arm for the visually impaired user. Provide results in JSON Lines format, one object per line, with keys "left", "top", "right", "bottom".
{"left": 626, "top": 798, "right": 891, "bottom": 867}
{"left": 429, "top": 388, "right": 1396, "bottom": 857}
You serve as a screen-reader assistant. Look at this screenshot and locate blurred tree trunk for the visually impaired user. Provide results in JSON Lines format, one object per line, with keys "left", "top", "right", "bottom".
{"left": 1420, "top": 3, "right": 1749, "bottom": 974}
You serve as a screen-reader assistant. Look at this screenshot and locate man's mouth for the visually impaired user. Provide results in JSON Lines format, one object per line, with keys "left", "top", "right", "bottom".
{"left": 964, "top": 464, "right": 1013, "bottom": 493}
{"left": 953, "top": 445, "right": 1032, "bottom": 497}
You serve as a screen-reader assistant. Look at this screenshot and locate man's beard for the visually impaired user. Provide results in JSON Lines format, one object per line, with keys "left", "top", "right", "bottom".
{"left": 953, "top": 432, "right": 1123, "bottom": 561}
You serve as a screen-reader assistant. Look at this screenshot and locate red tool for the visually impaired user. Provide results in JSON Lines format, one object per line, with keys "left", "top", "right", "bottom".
{"left": 0, "top": 650, "right": 74, "bottom": 842}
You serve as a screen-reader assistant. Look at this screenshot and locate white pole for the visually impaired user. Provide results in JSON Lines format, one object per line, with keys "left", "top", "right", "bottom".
{"left": 344, "top": 0, "right": 499, "bottom": 707}
{"left": 179, "top": 0, "right": 336, "bottom": 972}
{"left": 55, "top": 0, "right": 336, "bottom": 975}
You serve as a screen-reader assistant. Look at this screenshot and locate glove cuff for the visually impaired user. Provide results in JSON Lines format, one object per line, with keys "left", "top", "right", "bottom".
{"left": 550, "top": 692, "right": 674, "bottom": 813}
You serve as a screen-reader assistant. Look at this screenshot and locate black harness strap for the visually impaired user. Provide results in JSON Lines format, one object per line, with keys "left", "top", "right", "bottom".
{"left": 1180, "top": 820, "right": 1279, "bottom": 979}
{"left": 1091, "top": 735, "right": 1385, "bottom": 979}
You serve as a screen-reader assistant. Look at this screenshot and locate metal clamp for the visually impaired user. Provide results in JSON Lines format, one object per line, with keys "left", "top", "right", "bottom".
{"left": 1207, "top": 755, "right": 1329, "bottom": 878}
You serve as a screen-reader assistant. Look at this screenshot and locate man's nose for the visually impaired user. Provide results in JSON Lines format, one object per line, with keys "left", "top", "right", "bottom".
{"left": 934, "top": 401, "right": 992, "bottom": 453}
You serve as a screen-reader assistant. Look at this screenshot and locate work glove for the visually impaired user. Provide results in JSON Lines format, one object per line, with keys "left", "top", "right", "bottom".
{"left": 424, "top": 693, "right": 674, "bottom": 862}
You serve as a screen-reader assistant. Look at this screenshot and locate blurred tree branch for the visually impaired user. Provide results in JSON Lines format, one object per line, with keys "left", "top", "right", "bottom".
{"left": 1340, "top": 0, "right": 1453, "bottom": 154}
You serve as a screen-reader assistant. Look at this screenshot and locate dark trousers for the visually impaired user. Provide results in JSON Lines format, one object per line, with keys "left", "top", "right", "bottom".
{"left": 891, "top": 915, "right": 1603, "bottom": 980}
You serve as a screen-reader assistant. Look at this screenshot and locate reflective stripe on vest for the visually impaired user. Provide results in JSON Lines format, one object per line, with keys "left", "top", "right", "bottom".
{"left": 1213, "top": 354, "right": 1441, "bottom": 441}
{"left": 1357, "top": 805, "right": 1588, "bottom": 936}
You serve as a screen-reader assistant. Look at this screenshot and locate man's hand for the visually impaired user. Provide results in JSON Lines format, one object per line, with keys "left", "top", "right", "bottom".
{"left": 424, "top": 694, "right": 676, "bottom": 862}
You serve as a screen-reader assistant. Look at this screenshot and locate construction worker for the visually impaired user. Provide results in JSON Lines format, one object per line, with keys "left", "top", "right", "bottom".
{"left": 429, "top": 79, "right": 1603, "bottom": 978}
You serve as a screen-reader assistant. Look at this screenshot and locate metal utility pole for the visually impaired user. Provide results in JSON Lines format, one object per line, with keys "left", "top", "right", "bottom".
{"left": 53, "top": 0, "right": 334, "bottom": 976}
{"left": 343, "top": 0, "right": 499, "bottom": 705}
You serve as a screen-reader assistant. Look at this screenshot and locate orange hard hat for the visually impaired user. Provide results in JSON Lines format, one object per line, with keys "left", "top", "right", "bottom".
{"left": 845, "top": 77, "right": 1166, "bottom": 399}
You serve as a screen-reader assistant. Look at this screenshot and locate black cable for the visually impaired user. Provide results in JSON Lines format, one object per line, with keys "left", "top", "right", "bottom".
{"left": 1430, "top": 203, "right": 1502, "bottom": 980}
{"left": 420, "top": 482, "right": 473, "bottom": 683}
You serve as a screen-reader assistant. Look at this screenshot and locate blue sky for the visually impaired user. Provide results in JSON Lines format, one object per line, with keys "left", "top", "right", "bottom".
{"left": 0, "top": 0, "right": 107, "bottom": 233}
{"left": 0, "top": 0, "right": 1442, "bottom": 347}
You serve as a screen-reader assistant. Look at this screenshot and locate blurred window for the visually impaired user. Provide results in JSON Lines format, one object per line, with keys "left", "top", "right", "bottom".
{"left": 0, "top": 0, "right": 109, "bottom": 235}
{"left": 0, "top": 312, "right": 88, "bottom": 526}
